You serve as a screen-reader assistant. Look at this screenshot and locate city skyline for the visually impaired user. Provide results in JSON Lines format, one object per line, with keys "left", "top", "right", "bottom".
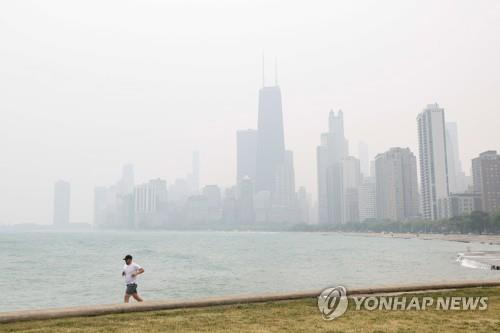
{"left": 2, "top": 1, "right": 500, "bottom": 225}
{"left": 6, "top": 81, "right": 498, "bottom": 226}
{"left": 5, "top": 79, "right": 496, "bottom": 226}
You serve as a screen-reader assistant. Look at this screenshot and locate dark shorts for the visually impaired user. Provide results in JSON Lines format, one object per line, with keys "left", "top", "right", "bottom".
{"left": 126, "top": 283, "right": 138, "bottom": 295}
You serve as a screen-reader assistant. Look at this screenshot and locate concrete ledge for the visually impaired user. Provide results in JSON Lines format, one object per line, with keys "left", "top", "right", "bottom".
{"left": 1, "top": 280, "right": 500, "bottom": 323}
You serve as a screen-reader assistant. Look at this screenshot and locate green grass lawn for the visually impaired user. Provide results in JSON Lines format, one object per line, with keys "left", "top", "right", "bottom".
{"left": 3, "top": 287, "right": 500, "bottom": 332}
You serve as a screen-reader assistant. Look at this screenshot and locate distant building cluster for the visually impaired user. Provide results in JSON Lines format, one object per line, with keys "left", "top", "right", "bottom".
{"left": 316, "top": 102, "right": 500, "bottom": 225}
{"left": 52, "top": 74, "right": 500, "bottom": 228}
{"left": 84, "top": 70, "right": 311, "bottom": 229}
{"left": 416, "top": 104, "right": 499, "bottom": 221}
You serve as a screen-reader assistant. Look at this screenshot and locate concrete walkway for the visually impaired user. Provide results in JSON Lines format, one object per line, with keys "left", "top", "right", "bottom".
{"left": 1, "top": 280, "right": 500, "bottom": 323}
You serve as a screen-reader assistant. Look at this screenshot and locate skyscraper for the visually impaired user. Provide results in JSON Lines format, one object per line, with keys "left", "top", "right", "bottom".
{"left": 237, "top": 176, "right": 255, "bottom": 224}
{"left": 134, "top": 178, "right": 168, "bottom": 228}
{"left": 118, "top": 164, "right": 135, "bottom": 195}
{"left": 189, "top": 151, "right": 200, "bottom": 195}
{"left": 116, "top": 164, "right": 135, "bottom": 229}
{"left": 255, "top": 85, "right": 285, "bottom": 194}
{"left": 417, "top": 103, "right": 449, "bottom": 220}
{"left": 297, "top": 186, "right": 311, "bottom": 224}
{"left": 93, "top": 165, "right": 135, "bottom": 229}
{"left": 253, "top": 62, "right": 298, "bottom": 224}
{"left": 358, "top": 141, "right": 370, "bottom": 178}
{"left": 271, "top": 150, "right": 298, "bottom": 223}
{"left": 358, "top": 177, "right": 377, "bottom": 222}
{"left": 375, "top": 148, "right": 420, "bottom": 221}
{"left": 236, "top": 129, "right": 258, "bottom": 184}
{"left": 222, "top": 186, "right": 237, "bottom": 224}
{"left": 445, "top": 122, "right": 466, "bottom": 193}
{"left": 93, "top": 186, "right": 107, "bottom": 226}
{"left": 168, "top": 178, "right": 189, "bottom": 205}
{"left": 342, "top": 156, "right": 361, "bottom": 223}
{"left": 53, "top": 180, "right": 70, "bottom": 225}
{"left": 317, "top": 110, "right": 349, "bottom": 224}
{"left": 274, "top": 150, "right": 296, "bottom": 207}
{"left": 472, "top": 151, "right": 500, "bottom": 214}
{"left": 202, "top": 185, "right": 222, "bottom": 222}
{"left": 254, "top": 190, "right": 271, "bottom": 223}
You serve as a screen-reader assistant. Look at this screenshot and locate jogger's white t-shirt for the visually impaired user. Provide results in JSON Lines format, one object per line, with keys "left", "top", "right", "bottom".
{"left": 122, "top": 262, "right": 142, "bottom": 285}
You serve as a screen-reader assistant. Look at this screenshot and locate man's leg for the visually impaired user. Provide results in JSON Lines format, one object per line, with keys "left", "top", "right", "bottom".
{"left": 124, "top": 293, "right": 131, "bottom": 303}
{"left": 132, "top": 293, "right": 143, "bottom": 302}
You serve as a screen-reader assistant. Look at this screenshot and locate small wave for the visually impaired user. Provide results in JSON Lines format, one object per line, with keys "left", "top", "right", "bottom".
{"left": 458, "top": 258, "right": 491, "bottom": 270}
{"left": 457, "top": 251, "right": 500, "bottom": 270}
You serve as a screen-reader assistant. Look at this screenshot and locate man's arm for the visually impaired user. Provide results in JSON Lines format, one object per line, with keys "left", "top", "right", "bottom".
{"left": 131, "top": 266, "right": 144, "bottom": 277}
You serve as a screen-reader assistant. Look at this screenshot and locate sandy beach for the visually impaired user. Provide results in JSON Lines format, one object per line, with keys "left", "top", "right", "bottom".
{"left": 340, "top": 232, "right": 500, "bottom": 245}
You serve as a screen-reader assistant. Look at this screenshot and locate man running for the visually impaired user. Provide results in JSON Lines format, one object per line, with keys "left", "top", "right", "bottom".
{"left": 122, "top": 254, "right": 145, "bottom": 303}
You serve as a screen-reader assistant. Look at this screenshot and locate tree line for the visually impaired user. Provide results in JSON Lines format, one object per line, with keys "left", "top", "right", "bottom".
{"left": 291, "top": 211, "right": 500, "bottom": 235}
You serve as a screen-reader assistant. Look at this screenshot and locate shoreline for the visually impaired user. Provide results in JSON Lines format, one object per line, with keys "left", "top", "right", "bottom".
{"left": 3, "top": 227, "right": 500, "bottom": 245}
{"left": 339, "top": 231, "right": 500, "bottom": 245}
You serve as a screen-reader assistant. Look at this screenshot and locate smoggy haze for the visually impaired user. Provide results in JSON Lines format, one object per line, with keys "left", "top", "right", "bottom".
{"left": 1, "top": 0, "right": 499, "bottom": 224}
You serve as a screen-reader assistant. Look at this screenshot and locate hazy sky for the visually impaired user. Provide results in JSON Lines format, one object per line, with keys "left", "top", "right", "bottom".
{"left": 1, "top": 0, "right": 499, "bottom": 224}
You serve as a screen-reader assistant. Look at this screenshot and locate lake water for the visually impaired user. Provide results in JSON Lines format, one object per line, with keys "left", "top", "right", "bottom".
{"left": 1, "top": 231, "right": 499, "bottom": 312}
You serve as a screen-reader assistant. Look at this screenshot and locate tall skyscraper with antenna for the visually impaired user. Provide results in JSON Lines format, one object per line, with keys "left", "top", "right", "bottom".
{"left": 255, "top": 57, "right": 286, "bottom": 195}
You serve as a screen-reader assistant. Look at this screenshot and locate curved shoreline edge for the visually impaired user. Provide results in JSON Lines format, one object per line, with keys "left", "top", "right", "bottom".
{"left": 2, "top": 280, "right": 500, "bottom": 323}
{"left": 338, "top": 231, "right": 500, "bottom": 245}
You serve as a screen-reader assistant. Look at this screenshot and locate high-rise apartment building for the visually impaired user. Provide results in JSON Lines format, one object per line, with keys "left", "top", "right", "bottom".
{"left": 472, "top": 151, "right": 500, "bottom": 214}
{"left": 358, "top": 177, "right": 377, "bottom": 222}
{"left": 375, "top": 148, "right": 420, "bottom": 221}
{"left": 417, "top": 103, "right": 449, "bottom": 220}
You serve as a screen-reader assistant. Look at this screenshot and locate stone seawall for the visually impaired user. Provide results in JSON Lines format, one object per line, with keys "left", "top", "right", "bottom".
{"left": 1, "top": 280, "right": 500, "bottom": 323}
